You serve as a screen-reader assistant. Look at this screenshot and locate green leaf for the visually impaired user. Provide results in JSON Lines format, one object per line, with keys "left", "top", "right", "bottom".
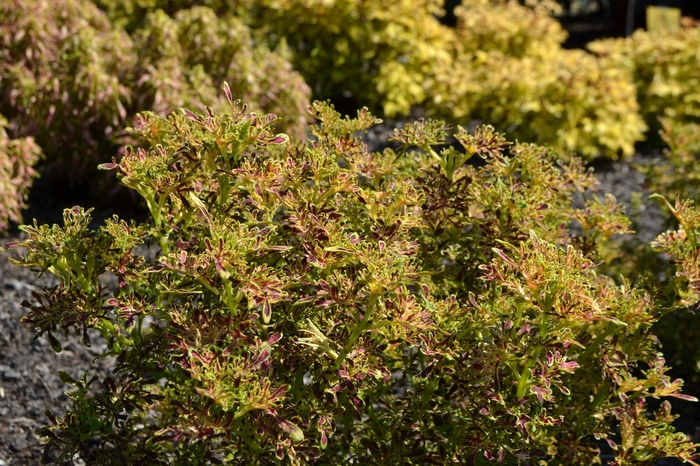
{"left": 47, "top": 331, "right": 62, "bottom": 353}
{"left": 58, "top": 370, "right": 78, "bottom": 386}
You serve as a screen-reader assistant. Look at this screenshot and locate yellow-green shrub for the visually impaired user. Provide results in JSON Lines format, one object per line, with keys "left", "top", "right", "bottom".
{"left": 248, "top": 0, "right": 455, "bottom": 117}
{"left": 588, "top": 19, "right": 700, "bottom": 128}
{"left": 453, "top": 0, "right": 567, "bottom": 58}
{"left": 643, "top": 119, "right": 700, "bottom": 207}
{"left": 427, "top": 1, "right": 646, "bottom": 160}
{"left": 90, "top": 0, "right": 647, "bottom": 159}
{"left": 0, "top": 0, "right": 135, "bottom": 171}
{"left": 7, "top": 95, "right": 700, "bottom": 464}
{"left": 0, "top": 115, "right": 42, "bottom": 232}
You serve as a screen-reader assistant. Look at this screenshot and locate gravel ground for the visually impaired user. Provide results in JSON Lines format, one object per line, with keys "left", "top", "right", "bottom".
{"left": 0, "top": 123, "right": 698, "bottom": 465}
{"left": 0, "top": 248, "right": 111, "bottom": 466}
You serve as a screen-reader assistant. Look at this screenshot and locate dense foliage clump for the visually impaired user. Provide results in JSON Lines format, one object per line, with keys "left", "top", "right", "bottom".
{"left": 427, "top": 0, "right": 646, "bottom": 160}
{"left": 589, "top": 18, "right": 700, "bottom": 131}
{"left": 0, "top": 114, "right": 42, "bottom": 232}
{"left": 7, "top": 92, "right": 700, "bottom": 464}
{"left": 0, "top": 0, "right": 310, "bottom": 219}
{"left": 0, "top": 0, "right": 134, "bottom": 172}
{"left": 130, "top": 5, "right": 310, "bottom": 139}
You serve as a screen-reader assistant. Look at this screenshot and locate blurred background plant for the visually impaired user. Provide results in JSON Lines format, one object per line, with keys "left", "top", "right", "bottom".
{"left": 589, "top": 17, "right": 700, "bottom": 138}
{"left": 0, "top": 0, "right": 310, "bottom": 213}
{"left": 0, "top": 114, "right": 42, "bottom": 232}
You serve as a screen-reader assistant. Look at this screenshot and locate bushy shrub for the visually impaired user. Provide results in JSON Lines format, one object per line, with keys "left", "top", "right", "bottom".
{"left": 588, "top": 19, "right": 700, "bottom": 130}
{"left": 0, "top": 0, "right": 310, "bottom": 204}
{"left": 0, "top": 0, "right": 135, "bottom": 172}
{"left": 130, "top": 6, "right": 311, "bottom": 139}
{"left": 7, "top": 91, "right": 700, "bottom": 464}
{"left": 452, "top": 0, "right": 567, "bottom": 59}
{"left": 429, "top": 1, "right": 647, "bottom": 160}
{"left": 90, "top": 0, "right": 646, "bottom": 159}
{"left": 244, "top": 0, "right": 455, "bottom": 118}
{"left": 629, "top": 120, "right": 700, "bottom": 390}
{"left": 642, "top": 119, "right": 700, "bottom": 211}
{"left": 0, "top": 114, "right": 42, "bottom": 232}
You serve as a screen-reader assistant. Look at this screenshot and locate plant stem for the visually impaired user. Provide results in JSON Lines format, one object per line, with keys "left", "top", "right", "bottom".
{"left": 333, "top": 293, "right": 378, "bottom": 370}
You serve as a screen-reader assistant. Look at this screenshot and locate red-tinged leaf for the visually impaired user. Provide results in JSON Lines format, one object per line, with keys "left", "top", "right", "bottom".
{"left": 671, "top": 393, "right": 699, "bottom": 401}
{"left": 338, "top": 369, "right": 349, "bottom": 379}
{"left": 183, "top": 109, "right": 202, "bottom": 123}
{"left": 268, "top": 135, "right": 287, "bottom": 145}
{"left": 269, "top": 386, "right": 288, "bottom": 401}
{"left": 98, "top": 162, "right": 117, "bottom": 171}
{"left": 204, "top": 238, "right": 214, "bottom": 251}
{"left": 276, "top": 444, "right": 284, "bottom": 460}
{"left": 262, "top": 298, "right": 272, "bottom": 324}
{"left": 559, "top": 361, "right": 579, "bottom": 373}
{"left": 45, "top": 409, "right": 57, "bottom": 425}
{"left": 105, "top": 298, "right": 120, "bottom": 307}
{"left": 479, "top": 407, "right": 489, "bottom": 415}
{"left": 223, "top": 82, "right": 233, "bottom": 105}
{"left": 103, "top": 377, "right": 117, "bottom": 392}
{"left": 492, "top": 247, "right": 517, "bottom": 268}
{"left": 180, "top": 251, "right": 187, "bottom": 265}
{"left": 378, "top": 240, "right": 386, "bottom": 254}
{"left": 607, "top": 438, "right": 618, "bottom": 451}
{"left": 293, "top": 296, "right": 316, "bottom": 305}
{"left": 417, "top": 284, "right": 429, "bottom": 298}
{"left": 253, "top": 349, "right": 269, "bottom": 367}
{"left": 267, "top": 333, "right": 282, "bottom": 345}
{"left": 559, "top": 385, "right": 571, "bottom": 396}
{"left": 320, "top": 431, "right": 328, "bottom": 449}
{"left": 531, "top": 385, "right": 549, "bottom": 404}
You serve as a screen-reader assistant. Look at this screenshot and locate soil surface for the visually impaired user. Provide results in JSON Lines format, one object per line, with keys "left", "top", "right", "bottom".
{"left": 1, "top": 124, "right": 699, "bottom": 465}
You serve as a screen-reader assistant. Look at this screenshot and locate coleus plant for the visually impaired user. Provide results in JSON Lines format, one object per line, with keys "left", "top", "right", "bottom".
{"left": 7, "top": 86, "right": 700, "bottom": 464}
{"left": 0, "top": 113, "right": 42, "bottom": 232}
